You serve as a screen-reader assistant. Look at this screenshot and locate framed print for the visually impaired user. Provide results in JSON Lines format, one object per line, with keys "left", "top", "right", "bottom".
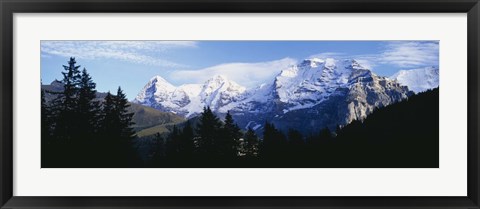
{"left": 1, "top": 0, "right": 479, "bottom": 208}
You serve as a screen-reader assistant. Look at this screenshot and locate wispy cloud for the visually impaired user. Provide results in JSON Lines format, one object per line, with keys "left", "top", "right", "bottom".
{"left": 307, "top": 52, "right": 345, "bottom": 59}
{"left": 308, "top": 52, "right": 377, "bottom": 69}
{"left": 378, "top": 41, "right": 439, "bottom": 68}
{"left": 307, "top": 41, "right": 439, "bottom": 70}
{"left": 41, "top": 41, "right": 197, "bottom": 67}
{"left": 168, "top": 58, "right": 297, "bottom": 88}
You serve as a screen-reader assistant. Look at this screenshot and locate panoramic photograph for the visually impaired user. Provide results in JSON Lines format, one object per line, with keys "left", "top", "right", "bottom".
{"left": 40, "top": 41, "right": 439, "bottom": 168}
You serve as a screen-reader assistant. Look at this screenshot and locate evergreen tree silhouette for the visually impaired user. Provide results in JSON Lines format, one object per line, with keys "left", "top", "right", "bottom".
{"left": 114, "top": 87, "right": 137, "bottom": 166}
{"left": 243, "top": 128, "right": 259, "bottom": 157}
{"left": 196, "top": 107, "right": 222, "bottom": 159}
{"left": 219, "top": 111, "right": 242, "bottom": 158}
{"left": 288, "top": 129, "right": 304, "bottom": 146}
{"left": 41, "top": 89, "right": 54, "bottom": 167}
{"left": 99, "top": 92, "right": 116, "bottom": 140}
{"left": 150, "top": 132, "right": 166, "bottom": 167}
{"left": 78, "top": 69, "right": 100, "bottom": 132}
{"left": 51, "top": 57, "right": 81, "bottom": 143}
{"left": 287, "top": 129, "right": 305, "bottom": 161}
{"left": 46, "top": 57, "right": 83, "bottom": 166}
{"left": 97, "top": 87, "right": 137, "bottom": 167}
{"left": 41, "top": 89, "right": 51, "bottom": 140}
{"left": 165, "top": 125, "right": 181, "bottom": 160}
{"left": 77, "top": 68, "right": 100, "bottom": 160}
{"left": 178, "top": 122, "right": 195, "bottom": 160}
{"left": 43, "top": 58, "right": 142, "bottom": 167}
{"left": 261, "top": 122, "right": 287, "bottom": 161}
{"left": 114, "top": 87, "right": 135, "bottom": 141}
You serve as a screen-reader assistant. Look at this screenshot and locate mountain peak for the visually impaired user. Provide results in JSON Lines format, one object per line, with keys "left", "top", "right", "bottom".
{"left": 150, "top": 75, "right": 170, "bottom": 84}
{"left": 203, "top": 75, "right": 230, "bottom": 87}
{"left": 324, "top": 58, "right": 337, "bottom": 69}
{"left": 148, "top": 75, "right": 175, "bottom": 90}
{"left": 335, "top": 59, "right": 368, "bottom": 73}
{"left": 300, "top": 58, "right": 325, "bottom": 68}
{"left": 50, "top": 79, "right": 63, "bottom": 87}
{"left": 212, "top": 74, "right": 228, "bottom": 82}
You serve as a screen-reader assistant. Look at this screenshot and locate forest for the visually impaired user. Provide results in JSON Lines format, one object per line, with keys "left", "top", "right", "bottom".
{"left": 42, "top": 58, "right": 439, "bottom": 168}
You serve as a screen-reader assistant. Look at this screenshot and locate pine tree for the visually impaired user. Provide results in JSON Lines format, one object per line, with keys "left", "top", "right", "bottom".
{"left": 52, "top": 57, "right": 82, "bottom": 143}
{"left": 151, "top": 132, "right": 166, "bottom": 166}
{"left": 261, "top": 122, "right": 287, "bottom": 159}
{"left": 178, "top": 122, "right": 195, "bottom": 159}
{"left": 99, "top": 92, "right": 116, "bottom": 140}
{"left": 243, "top": 128, "right": 259, "bottom": 157}
{"left": 99, "top": 88, "right": 135, "bottom": 140}
{"left": 114, "top": 87, "right": 136, "bottom": 166}
{"left": 220, "top": 111, "right": 242, "bottom": 157}
{"left": 41, "top": 89, "right": 51, "bottom": 140}
{"left": 41, "top": 89, "right": 54, "bottom": 166}
{"left": 287, "top": 129, "right": 305, "bottom": 161}
{"left": 60, "top": 57, "right": 82, "bottom": 111}
{"left": 114, "top": 87, "right": 135, "bottom": 141}
{"left": 261, "top": 122, "right": 275, "bottom": 157}
{"left": 97, "top": 87, "right": 136, "bottom": 167}
{"left": 166, "top": 125, "right": 181, "bottom": 159}
{"left": 288, "top": 129, "right": 304, "bottom": 146}
{"left": 77, "top": 68, "right": 100, "bottom": 142}
{"left": 196, "top": 106, "right": 222, "bottom": 158}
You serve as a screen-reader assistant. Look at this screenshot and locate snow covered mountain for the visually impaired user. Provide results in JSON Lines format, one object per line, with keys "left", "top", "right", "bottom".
{"left": 226, "top": 58, "right": 413, "bottom": 133}
{"left": 273, "top": 58, "right": 360, "bottom": 112}
{"left": 133, "top": 57, "right": 429, "bottom": 134}
{"left": 133, "top": 75, "right": 246, "bottom": 117}
{"left": 390, "top": 66, "right": 439, "bottom": 93}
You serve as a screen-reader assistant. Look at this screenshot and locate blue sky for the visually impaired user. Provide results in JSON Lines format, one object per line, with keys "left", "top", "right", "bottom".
{"left": 41, "top": 41, "right": 439, "bottom": 100}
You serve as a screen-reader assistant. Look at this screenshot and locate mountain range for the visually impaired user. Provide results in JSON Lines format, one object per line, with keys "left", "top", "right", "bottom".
{"left": 133, "top": 58, "right": 439, "bottom": 134}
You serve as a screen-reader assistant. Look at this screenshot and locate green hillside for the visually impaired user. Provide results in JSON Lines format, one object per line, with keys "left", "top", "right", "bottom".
{"left": 128, "top": 103, "right": 185, "bottom": 136}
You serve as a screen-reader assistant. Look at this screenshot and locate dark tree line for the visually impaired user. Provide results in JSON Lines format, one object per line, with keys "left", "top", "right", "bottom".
{"left": 148, "top": 88, "right": 439, "bottom": 168}
{"left": 149, "top": 107, "right": 260, "bottom": 167}
{"left": 42, "top": 58, "right": 138, "bottom": 168}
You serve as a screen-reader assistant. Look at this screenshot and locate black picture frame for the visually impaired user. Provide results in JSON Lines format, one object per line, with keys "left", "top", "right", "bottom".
{"left": 1, "top": 0, "right": 479, "bottom": 208}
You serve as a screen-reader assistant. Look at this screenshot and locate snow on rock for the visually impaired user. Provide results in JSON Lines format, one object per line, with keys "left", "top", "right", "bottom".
{"left": 132, "top": 57, "right": 434, "bottom": 134}
{"left": 390, "top": 66, "right": 439, "bottom": 93}
{"left": 133, "top": 75, "right": 246, "bottom": 117}
{"left": 273, "top": 58, "right": 360, "bottom": 111}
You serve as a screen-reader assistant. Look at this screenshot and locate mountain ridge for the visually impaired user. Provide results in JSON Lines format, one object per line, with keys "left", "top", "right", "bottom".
{"left": 133, "top": 57, "right": 437, "bottom": 134}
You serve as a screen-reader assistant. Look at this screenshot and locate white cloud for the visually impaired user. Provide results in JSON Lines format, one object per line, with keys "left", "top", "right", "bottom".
{"left": 306, "top": 42, "right": 439, "bottom": 70}
{"left": 307, "top": 52, "right": 345, "bottom": 59}
{"left": 379, "top": 41, "right": 439, "bottom": 68}
{"left": 354, "top": 59, "right": 375, "bottom": 69}
{"left": 308, "top": 52, "right": 377, "bottom": 70}
{"left": 168, "top": 58, "right": 297, "bottom": 88}
{"left": 41, "top": 41, "right": 197, "bottom": 67}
